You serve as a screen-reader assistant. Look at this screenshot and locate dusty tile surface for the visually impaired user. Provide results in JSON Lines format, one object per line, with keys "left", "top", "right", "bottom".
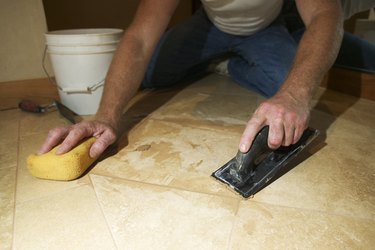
{"left": 13, "top": 185, "right": 116, "bottom": 250}
{"left": 90, "top": 174, "right": 238, "bottom": 250}
{"left": 2, "top": 73, "right": 375, "bottom": 249}
{"left": 149, "top": 88, "right": 259, "bottom": 125}
{"left": 230, "top": 201, "right": 375, "bottom": 250}
{"left": 92, "top": 118, "right": 241, "bottom": 197}
{"left": 0, "top": 167, "right": 16, "bottom": 250}
{"left": 0, "top": 110, "right": 19, "bottom": 249}
{"left": 0, "top": 110, "right": 20, "bottom": 170}
{"left": 18, "top": 110, "right": 70, "bottom": 138}
{"left": 165, "top": 75, "right": 261, "bottom": 126}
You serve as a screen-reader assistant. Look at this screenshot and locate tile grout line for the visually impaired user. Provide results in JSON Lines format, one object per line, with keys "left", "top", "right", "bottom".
{"left": 88, "top": 174, "right": 119, "bottom": 250}
{"left": 148, "top": 117, "right": 245, "bottom": 136}
{"left": 88, "top": 172, "right": 241, "bottom": 201}
{"left": 89, "top": 161, "right": 374, "bottom": 224}
{"left": 226, "top": 199, "right": 241, "bottom": 250}
{"left": 11, "top": 117, "right": 21, "bottom": 249}
{"left": 89, "top": 172, "right": 244, "bottom": 249}
{"left": 118, "top": 112, "right": 375, "bottom": 223}
{"left": 88, "top": 173, "right": 277, "bottom": 250}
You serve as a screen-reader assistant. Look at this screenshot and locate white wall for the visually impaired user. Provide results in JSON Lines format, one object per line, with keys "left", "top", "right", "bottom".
{"left": 0, "top": 0, "right": 48, "bottom": 82}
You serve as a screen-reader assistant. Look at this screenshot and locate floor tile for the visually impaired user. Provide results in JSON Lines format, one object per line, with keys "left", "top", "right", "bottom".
{"left": 16, "top": 133, "right": 91, "bottom": 203}
{"left": 185, "top": 74, "right": 260, "bottom": 97}
{"left": 0, "top": 167, "right": 17, "bottom": 250}
{"left": 0, "top": 109, "right": 22, "bottom": 121}
{"left": 149, "top": 84, "right": 259, "bottom": 126}
{"left": 92, "top": 118, "right": 242, "bottom": 197}
{"left": 122, "top": 75, "right": 261, "bottom": 128}
{"left": 151, "top": 91, "right": 257, "bottom": 125}
{"left": 230, "top": 201, "right": 375, "bottom": 249}
{"left": 13, "top": 184, "right": 116, "bottom": 250}
{"left": 19, "top": 110, "right": 70, "bottom": 138}
{"left": 90, "top": 174, "right": 238, "bottom": 250}
{"left": 0, "top": 111, "right": 19, "bottom": 170}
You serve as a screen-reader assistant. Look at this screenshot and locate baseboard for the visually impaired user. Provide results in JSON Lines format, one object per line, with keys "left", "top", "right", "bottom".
{"left": 322, "top": 68, "right": 375, "bottom": 101}
{"left": 0, "top": 78, "right": 59, "bottom": 110}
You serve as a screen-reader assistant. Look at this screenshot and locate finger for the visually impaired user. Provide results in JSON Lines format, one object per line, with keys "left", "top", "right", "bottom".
{"left": 38, "top": 127, "right": 70, "bottom": 155}
{"left": 282, "top": 123, "right": 295, "bottom": 147}
{"left": 239, "top": 116, "right": 265, "bottom": 153}
{"left": 293, "top": 126, "right": 306, "bottom": 144}
{"left": 89, "top": 129, "right": 117, "bottom": 158}
{"left": 268, "top": 120, "right": 284, "bottom": 149}
{"left": 56, "top": 126, "right": 92, "bottom": 155}
{"left": 293, "top": 119, "right": 309, "bottom": 144}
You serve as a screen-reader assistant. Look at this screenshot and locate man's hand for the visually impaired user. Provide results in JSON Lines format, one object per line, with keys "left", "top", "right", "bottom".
{"left": 239, "top": 91, "right": 310, "bottom": 152}
{"left": 38, "top": 120, "right": 117, "bottom": 158}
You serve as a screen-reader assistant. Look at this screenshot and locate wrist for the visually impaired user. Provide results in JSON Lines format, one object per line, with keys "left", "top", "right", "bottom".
{"left": 95, "top": 111, "right": 120, "bottom": 131}
{"left": 276, "top": 87, "right": 312, "bottom": 109}
{"left": 280, "top": 78, "right": 316, "bottom": 100}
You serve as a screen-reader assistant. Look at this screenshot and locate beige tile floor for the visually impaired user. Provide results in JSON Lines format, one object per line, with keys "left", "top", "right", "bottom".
{"left": 1, "top": 74, "right": 374, "bottom": 249}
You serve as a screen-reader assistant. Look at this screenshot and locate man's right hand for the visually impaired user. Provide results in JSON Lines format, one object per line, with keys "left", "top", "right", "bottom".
{"left": 38, "top": 120, "right": 117, "bottom": 158}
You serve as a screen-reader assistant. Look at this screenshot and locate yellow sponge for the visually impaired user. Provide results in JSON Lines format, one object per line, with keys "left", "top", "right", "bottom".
{"left": 27, "top": 137, "right": 98, "bottom": 181}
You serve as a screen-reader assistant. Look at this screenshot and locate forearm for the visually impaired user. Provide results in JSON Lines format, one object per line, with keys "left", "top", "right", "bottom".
{"left": 94, "top": 0, "right": 179, "bottom": 130}
{"left": 95, "top": 34, "right": 150, "bottom": 129}
{"left": 279, "top": 4, "right": 344, "bottom": 103}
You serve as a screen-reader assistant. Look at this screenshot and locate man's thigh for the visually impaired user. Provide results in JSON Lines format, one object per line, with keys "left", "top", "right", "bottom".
{"left": 142, "top": 9, "right": 233, "bottom": 88}
{"left": 229, "top": 24, "right": 297, "bottom": 97}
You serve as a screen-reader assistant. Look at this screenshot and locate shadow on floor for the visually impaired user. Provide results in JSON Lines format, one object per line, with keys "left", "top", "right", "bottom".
{"left": 94, "top": 81, "right": 195, "bottom": 164}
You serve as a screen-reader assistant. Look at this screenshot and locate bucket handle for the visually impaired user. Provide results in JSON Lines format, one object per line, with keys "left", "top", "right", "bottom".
{"left": 42, "top": 46, "right": 105, "bottom": 94}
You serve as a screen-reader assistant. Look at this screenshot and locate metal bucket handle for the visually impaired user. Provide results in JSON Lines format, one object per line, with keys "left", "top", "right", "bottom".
{"left": 42, "top": 46, "right": 105, "bottom": 94}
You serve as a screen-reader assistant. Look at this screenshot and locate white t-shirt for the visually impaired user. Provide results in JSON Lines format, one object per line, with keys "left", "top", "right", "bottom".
{"left": 341, "top": 0, "right": 375, "bottom": 19}
{"left": 201, "top": 0, "right": 283, "bottom": 36}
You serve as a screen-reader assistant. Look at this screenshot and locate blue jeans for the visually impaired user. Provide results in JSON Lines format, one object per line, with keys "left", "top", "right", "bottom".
{"left": 292, "top": 29, "right": 375, "bottom": 74}
{"left": 142, "top": 9, "right": 297, "bottom": 98}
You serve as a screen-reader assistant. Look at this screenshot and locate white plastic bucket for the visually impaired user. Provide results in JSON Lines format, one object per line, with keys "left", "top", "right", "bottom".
{"left": 45, "top": 28, "right": 123, "bottom": 115}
